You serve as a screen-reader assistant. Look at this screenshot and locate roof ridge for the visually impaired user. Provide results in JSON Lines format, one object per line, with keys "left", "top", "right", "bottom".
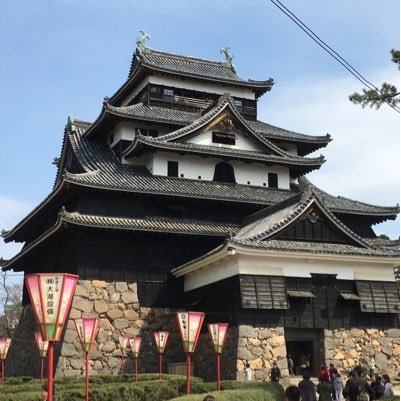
{"left": 299, "top": 177, "right": 400, "bottom": 212}
{"left": 134, "top": 134, "right": 324, "bottom": 164}
{"left": 142, "top": 47, "right": 231, "bottom": 67}
{"left": 61, "top": 209, "right": 240, "bottom": 228}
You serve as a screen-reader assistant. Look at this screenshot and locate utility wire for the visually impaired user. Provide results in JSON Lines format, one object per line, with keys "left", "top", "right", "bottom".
{"left": 270, "top": 0, "right": 400, "bottom": 113}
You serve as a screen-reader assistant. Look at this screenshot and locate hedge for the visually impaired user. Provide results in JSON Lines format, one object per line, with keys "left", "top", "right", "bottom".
{"left": 0, "top": 375, "right": 284, "bottom": 401}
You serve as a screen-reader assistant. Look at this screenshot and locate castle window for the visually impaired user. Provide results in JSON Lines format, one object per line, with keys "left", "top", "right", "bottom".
{"left": 163, "top": 88, "right": 174, "bottom": 97}
{"left": 212, "top": 132, "right": 236, "bottom": 145}
{"left": 167, "top": 161, "right": 179, "bottom": 177}
{"left": 213, "top": 162, "right": 236, "bottom": 183}
{"left": 268, "top": 172, "right": 278, "bottom": 188}
{"left": 234, "top": 99, "right": 242, "bottom": 107}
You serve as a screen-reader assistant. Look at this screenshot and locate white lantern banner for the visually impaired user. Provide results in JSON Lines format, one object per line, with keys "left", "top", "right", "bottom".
{"left": 153, "top": 331, "right": 169, "bottom": 353}
{"left": 129, "top": 337, "right": 142, "bottom": 358}
{"left": 74, "top": 317, "right": 99, "bottom": 352}
{"left": 35, "top": 331, "right": 49, "bottom": 358}
{"left": 177, "top": 311, "right": 204, "bottom": 353}
{"left": 25, "top": 273, "right": 78, "bottom": 341}
{"left": 0, "top": 338, "right": 12, "bottom": 360}
{"left": 119, "top": 336, "right": 129, "bottom": 351}
{"left": 208, "top": 323, "right": 229, "bottom": 354}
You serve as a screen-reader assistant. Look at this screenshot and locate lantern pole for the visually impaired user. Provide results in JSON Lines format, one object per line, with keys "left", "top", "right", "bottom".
{"left": 217, "top": 353, "right": 221, "bottom": 392}
{"left": 40, "top": 357, "right": 45, "bottom": 384}
{"left": 85, "top": 351, "right": 89, "bottom": 401}
{"left": 0, "top": 338, "right": 12, "bottom": 385}
{"left": 207, "top": 323, "right": 229, "bottom": 393}
{"left": 47, "top": 342, "right": 54, "bottom": 401}
{"left": 186, "top": 352, "right": 191, "bottom": 395}
{"left": 176, "top": 312, "right": 204, "bottom": 395}
{"left": 134, "top": 357, "right": 138, "bottom": 383}
{"left": 73, "top": 317, "right": 99, "bottom": 401}
{"left": 35, "top": 331, "right": 49, "bottom": 385}
{"left": 153, "top": 331, "right": 169, "bottom": 380}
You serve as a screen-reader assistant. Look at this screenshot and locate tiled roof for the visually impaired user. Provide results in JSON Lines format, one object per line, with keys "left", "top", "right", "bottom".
{"left": 2, "top": 119, "right": 398, "bottom": 243}
{"left": 65, "top": 120, "right": 297, "bottom": 205}
{"left": 129, "top": 47, "right": 273, "bottom": 92}
{"left": 230, "top": 238, "right": 400, "bottom": 257}
{"left": 2, "top": 210, "right": 239, "bottom": 271}
{"left": 172, "top": 236, "right": 399, "bottom": 276}
{"left": 248, "top": 120, "right": 331, "bottom": 143}
{"left": 235, "top": 187, "right": 371, "bottom": 247}
{"left": 102, "top": 103, "right": 331, "bottom": 152}
{"left": 123, "top": 135, "right": 325, "bottom": 172}
{"left": 106, "top": 103, "right": 198, "bottom": 125}
{"left": 61, "top": 209, "right": 239, "bottom": 236}
{"left": 297, "top": 177, "right": 400, "bottom": 216}
{"left": 63, "top": 120, "right": 400, "bottom": 214}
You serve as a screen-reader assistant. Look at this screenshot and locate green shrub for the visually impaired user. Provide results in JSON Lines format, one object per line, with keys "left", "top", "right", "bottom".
{"left": 168, "top": 388, "right": 276, "bottom": 401}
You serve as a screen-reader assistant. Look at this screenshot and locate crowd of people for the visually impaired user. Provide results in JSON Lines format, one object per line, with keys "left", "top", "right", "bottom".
{"left": 297, "top": 363, "right": 394, "bottom": 401}
{"left": 243, "top": 358, "right": 395, "bottom": 401}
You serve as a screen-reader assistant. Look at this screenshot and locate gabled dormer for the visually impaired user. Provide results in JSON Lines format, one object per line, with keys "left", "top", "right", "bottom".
{"left": 121, "top": 95, "right": 324, "bottom": 189}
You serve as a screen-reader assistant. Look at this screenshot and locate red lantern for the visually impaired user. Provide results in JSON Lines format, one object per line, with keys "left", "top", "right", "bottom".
{"left": 35, "top": 331, "right": 49, "bottom": 384}
{"left": 25, "top": 273, "right": 78, "bottom": 401}
{"left": 74, "top": 317, "right": 99, "bottom": 401}
{"left": 153, "top": 331, "right": 169, "bottom": 379}
{"left": 208, "top": 323, "right": 229, "bottom": 392}
{"left": 0, "top": 338, "right": 12, "bottom": 384}
{"left": 118, "top": 336, "right": 129, "bottom": 374}
{"left": 129, "top": 337, "right": 142, "bottom": 382}
{"left": 177, "top": 311, "right": 205, "bottom": 394}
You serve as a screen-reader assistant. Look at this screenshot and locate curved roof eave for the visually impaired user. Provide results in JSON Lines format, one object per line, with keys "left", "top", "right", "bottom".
{"left": 1, "top": 180, "right": 67, "bottom": 243}
{"left": 123, "top": 135, "right": 326, "bottom": 169}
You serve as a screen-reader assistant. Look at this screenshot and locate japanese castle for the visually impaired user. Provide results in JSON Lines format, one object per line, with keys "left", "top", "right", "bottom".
{"left": 2, "top": 33, "right": 399, "bottom": 380}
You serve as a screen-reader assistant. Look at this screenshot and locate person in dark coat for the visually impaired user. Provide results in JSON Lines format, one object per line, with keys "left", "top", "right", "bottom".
{"left": 270, "top": 361, "right": 282, "bottom": 382}
{"left": 298, "top": 371, "right": 317, "bottom": 401}
{"left": 317, "top": 376, "right": 333, "bottom": 401}
{"left": 343, "top": 371, "right": 374, "bottom": 401}
{"left": 370, "top": 374, "right": 384, "bottom": 400}
{"left": 286, "top": 385, "right": 301, "bottom": 401}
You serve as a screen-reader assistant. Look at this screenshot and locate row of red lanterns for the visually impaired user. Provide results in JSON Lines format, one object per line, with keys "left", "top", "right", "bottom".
{"left": 0, "top": 273, "right": 229, "bottom": 400}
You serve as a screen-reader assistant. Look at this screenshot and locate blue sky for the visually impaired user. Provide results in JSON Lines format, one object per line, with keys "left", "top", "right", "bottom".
{"left": 0, "top": 0, "right": 399, "bottom": 283}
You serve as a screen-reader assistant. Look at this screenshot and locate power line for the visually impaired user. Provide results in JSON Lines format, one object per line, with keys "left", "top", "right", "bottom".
{"left": 270, "top": 0, "right": 400, "bottom": 113}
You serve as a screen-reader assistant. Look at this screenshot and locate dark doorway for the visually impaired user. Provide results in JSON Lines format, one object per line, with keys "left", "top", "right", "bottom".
{"left": 285, "top": 328, "right": 322, "bottom": 377}
{"left": 213, "top": 162, "right": 236, "bottom": 183}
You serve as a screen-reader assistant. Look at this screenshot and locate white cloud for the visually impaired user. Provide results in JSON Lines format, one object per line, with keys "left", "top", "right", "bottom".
{"left": 260, "top": 67, "right": 400, "bottom": 238}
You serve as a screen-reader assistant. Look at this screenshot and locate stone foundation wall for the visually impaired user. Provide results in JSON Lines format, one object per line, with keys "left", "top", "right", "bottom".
{"left": 324, "top": 328, "right": 400, "bottom": 377}
{"left": 236, "top": 325, "right": 288, "bottom": 381}
{"left": 57, "top": 280, "right": 186, "bottom": 376}
{"left": 7, "top": 282, "right": 400, "bottom": 382}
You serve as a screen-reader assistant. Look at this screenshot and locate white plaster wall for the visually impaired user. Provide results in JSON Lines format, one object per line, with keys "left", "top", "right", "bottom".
{"left": 110, "top": 122, "right": 136, "bottom": 146}
{"left": 185, "top": 255, "right": 240, "bottom": 291}
{"left": 186, "top": 128, "right": 264, "bottom": 152}
{"left": 276, "top": 143, "right": 298, "bottom": 155}
{"left": 128, "top": 151, "right": 290, "bottom": 188}
{"left": 184, "top": 252, "right": 396, "bottom": 292}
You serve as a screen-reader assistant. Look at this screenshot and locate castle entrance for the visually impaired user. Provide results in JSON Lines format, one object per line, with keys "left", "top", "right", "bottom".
{"left": 285, "top": 329, "right": 322, "bottom": 376}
